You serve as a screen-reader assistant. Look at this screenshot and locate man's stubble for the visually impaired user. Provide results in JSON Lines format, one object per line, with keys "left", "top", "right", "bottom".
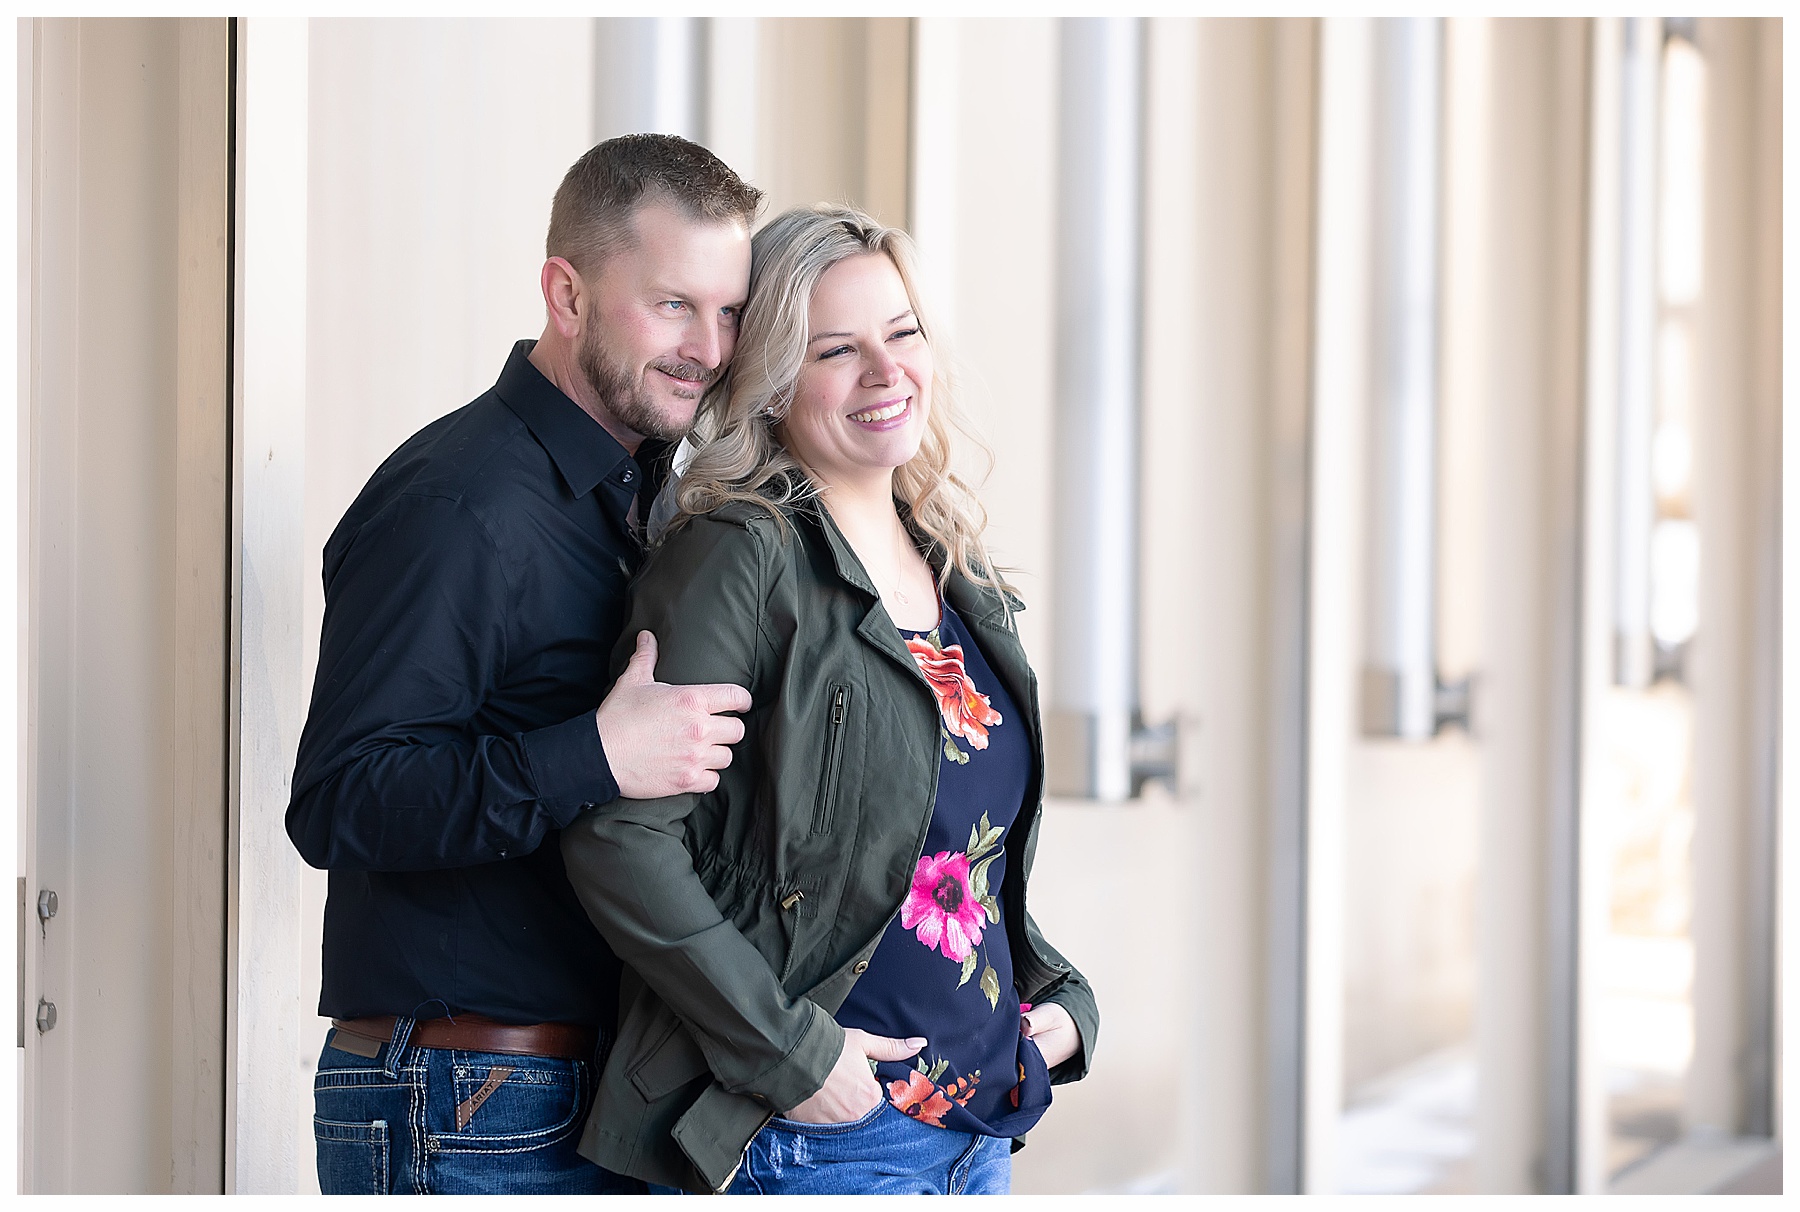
{"left": 577, "top": 324, "right": 716, "bottom": 445}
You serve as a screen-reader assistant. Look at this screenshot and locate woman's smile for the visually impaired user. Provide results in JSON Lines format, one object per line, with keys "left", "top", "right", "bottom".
{"left": 848, "top": 397, "right": 912, "bottom": 428}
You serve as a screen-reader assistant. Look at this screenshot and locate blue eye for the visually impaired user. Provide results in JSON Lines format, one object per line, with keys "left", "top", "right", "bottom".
{"left": 819, "top": 344, "right": 853, "bottom": 360}
{"left": 662, "top": 301, "right": 686, "bottom": 313}
{"left": 890, "top": 327, "right": 921, "bottom": 341}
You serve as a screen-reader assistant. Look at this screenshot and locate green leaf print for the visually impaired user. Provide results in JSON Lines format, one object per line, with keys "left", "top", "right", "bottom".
{"left": 966, "top": 813, "right": 1002, "bottom": 863}
{"left": 970, "top": 853, "right": 998, "bottom": 901}
{"left": 979, "top": 964, "right": 1001, "bottom": 1010}
{"left": 928, "top": 1056, "right": 950, "bottom": 1083}
{"left": 981, "top": 894, "right": 999, "bottom": 926}
{"left": 958, "top": 951, "right": 978, "bottom": 988}
{"left": 943, "top": 733, "right": 967, "bottom": 764}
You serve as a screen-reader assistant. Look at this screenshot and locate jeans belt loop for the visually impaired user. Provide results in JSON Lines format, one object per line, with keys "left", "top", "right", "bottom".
{"left": 382, "top": 1015, "right": 417, "bottom": 1079}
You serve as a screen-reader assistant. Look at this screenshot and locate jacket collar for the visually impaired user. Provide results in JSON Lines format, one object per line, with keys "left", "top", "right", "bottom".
{"left": 493, "top": 339, "right": 635, "bottom": 500}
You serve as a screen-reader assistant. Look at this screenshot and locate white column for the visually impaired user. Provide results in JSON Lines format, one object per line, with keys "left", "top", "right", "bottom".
{"left": 1047, "top": 17, "right": 1145, "bottom": 802}
{"left": 1611, "top": 18, "right": 1661, "bottom": 689}
{"left": 1688, "top": 14, "right": 1781, "bottom": 1143}
{"left": 227, "top": 16, "right": 310, "bottom": 1194}
{"left": 1361, "top": 18, "right": 1446, "bottom": 740}
{"left": 1577, "top": 17, "right": 1625, "bottom": 1194}
{"left": 1304, "top": 16, "right": 1374, "bottom": 1191}
{"left": 593, "top": 18, "right": 705, "bottom": 144}
{"left": 1473, "top": 18, "right": 1590, "bottom": 1193}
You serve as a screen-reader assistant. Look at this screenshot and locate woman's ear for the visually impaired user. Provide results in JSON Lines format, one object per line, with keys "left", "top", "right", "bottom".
{"left": 540, "top": 256, "right": 585, "bottom": 340}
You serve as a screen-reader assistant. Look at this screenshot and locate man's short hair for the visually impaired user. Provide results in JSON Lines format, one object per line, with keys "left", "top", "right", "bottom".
{"left": 546, "top": 134, "right": 764, "bottom": 277}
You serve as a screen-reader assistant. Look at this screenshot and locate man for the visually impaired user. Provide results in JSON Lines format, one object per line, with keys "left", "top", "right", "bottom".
{"left": 288, "top": 135, "right": 759, "bottom": 1195}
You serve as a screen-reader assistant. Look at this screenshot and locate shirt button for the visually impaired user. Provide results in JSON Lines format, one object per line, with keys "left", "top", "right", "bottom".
{"left": 853, "top": 960, "right": 869, "bottom": 975}
{"left": 620, "top": 468, "right": 635, "bottom": 483}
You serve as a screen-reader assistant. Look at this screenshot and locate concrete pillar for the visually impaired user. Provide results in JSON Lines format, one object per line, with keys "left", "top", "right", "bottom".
{"left": 1686, "top": 15, "right": 1782, "bottom": 1142}
{"left": 229, "top": 17, "right": 310, "bottom": 1193}
{"left": 1472, "top": 18, "right": 1590, "bottom": 1193}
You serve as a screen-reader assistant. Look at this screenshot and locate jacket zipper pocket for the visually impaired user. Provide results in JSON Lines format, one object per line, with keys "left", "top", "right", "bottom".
{"left": 811, "top": 684, "right": 849, "bottom": 833}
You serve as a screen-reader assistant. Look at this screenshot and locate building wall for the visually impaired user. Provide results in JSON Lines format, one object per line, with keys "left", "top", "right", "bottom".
{"left": 22, "top": 17, "right": 185, "bottom": 1193}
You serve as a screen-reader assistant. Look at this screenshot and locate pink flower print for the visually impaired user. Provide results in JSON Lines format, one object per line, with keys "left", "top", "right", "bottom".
{"left": 900, "top": 850, "right": 987, "bottom": 962}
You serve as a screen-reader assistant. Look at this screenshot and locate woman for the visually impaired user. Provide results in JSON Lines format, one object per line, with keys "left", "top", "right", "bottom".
{"left": 559, "top": 205, "right": 1097, "bottom": 1195}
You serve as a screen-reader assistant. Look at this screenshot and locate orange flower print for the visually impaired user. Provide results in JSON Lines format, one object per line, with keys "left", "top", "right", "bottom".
{"left": 887, "top": 1070, "right": 954, "bottom": 1127}
{"left": 907, "top": 632, "right": 1002, "bottom": 762}
{"left": 942, "top": 1071, "right": 981, "bottom": 1107}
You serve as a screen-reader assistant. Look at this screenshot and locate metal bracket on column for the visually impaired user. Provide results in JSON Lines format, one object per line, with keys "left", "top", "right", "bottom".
{"left": 1360, "top": 666, "right": 1476, "bottom": 737}
{"left": 1046, "top": 708, "right": 1181, "bottom": 801}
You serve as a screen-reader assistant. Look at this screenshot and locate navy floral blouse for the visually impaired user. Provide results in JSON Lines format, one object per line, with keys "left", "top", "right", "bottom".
{"left": 833, "top": 600, "right": 1053, "bottom": 1137}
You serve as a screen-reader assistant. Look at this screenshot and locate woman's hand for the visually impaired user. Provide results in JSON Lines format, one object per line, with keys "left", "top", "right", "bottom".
{"left": 782, "top": 1027, "right": 925, "bottom": 1124}
{"left": 1021, "top": 1002, "right": 1080, "bottom": 1069}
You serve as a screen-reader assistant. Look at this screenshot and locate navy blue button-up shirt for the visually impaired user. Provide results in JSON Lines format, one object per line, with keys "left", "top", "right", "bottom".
{"left": 289, "top": 340, "right": 663, "bottom": 1027}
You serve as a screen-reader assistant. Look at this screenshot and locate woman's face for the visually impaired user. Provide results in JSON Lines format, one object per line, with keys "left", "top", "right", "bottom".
{"left": 780, "top": 253, "right": 933, "bottom": 489}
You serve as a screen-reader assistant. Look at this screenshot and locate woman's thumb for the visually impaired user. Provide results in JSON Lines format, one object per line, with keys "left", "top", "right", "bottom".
{"left": 859, "top": 1033, "right": 928, "bottom": 1063}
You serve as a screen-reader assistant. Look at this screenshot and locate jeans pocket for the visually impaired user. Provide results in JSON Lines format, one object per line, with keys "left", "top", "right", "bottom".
{"left": 769, "top": 1099, "right": 887, "bottom": 1135}
{"left": 315, "top": 1117, "right": 391, "bottom": 1194}
{"left": 440, "top": 1054, "right": 586, "bottom": 1151}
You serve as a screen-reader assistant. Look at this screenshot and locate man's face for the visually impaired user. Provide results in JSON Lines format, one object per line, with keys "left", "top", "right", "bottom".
{"left": 576, "top": 202, "right": 752, "bottom": 444}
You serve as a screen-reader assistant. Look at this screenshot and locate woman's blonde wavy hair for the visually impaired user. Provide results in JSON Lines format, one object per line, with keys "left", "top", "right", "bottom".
{"left": 667, "top": 203, "right": 1014, "bottom": 601}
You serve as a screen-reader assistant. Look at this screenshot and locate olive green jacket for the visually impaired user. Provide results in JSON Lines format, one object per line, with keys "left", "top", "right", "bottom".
{"left": 559, "top": 498, "right": 1099, "bottom": 1193}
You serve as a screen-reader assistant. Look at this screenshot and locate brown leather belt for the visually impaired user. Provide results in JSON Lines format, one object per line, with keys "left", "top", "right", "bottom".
{"left": 331, "top": 1013, "right": 597, "bottom": 1061}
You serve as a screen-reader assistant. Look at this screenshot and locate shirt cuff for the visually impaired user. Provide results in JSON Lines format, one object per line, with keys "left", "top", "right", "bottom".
{"left": 520, "top": 710, "right": 619, "bottom": 824}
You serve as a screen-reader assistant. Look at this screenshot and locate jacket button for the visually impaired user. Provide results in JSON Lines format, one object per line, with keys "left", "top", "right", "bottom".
{"left": 853, "top": 960, "right": 869, "bottom": 975}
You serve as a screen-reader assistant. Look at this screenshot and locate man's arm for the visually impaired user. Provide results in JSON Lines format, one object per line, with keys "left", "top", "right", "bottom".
{"left": 286, "top": 493, "right": 746, "bottom": 873}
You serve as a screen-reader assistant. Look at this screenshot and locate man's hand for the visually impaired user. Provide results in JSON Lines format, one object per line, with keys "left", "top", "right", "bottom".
{"left": 781, "top": 1028, "right": 925, "bottom": 1124}
{"left": 1021, "top": 1002, "right": 1080, "bottom": 1069}
{"left": 595, "top": 631, "right": 753, "bottom": 798}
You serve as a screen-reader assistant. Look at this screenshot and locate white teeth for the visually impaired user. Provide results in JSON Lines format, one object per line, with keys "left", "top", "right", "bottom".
{"left": 849, "top": 400, "right": 906, "bottom": 423}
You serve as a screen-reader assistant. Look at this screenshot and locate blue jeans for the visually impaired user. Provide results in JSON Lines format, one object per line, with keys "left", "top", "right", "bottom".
{"left": 725, "top": 1102, "right": 1012, "bottom": 1195}
{"left": 312, "top": 1028, "right": 644, "bottom": 1194}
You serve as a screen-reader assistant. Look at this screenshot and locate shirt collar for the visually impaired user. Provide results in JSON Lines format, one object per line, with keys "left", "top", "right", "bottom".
{"left": 493, "top": 339, "right": 633, "bottom": 500}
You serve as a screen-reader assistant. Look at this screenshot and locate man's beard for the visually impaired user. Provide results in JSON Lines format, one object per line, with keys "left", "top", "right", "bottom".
{"left": 577, "top": 327, "right": 715, "bottom": 444}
